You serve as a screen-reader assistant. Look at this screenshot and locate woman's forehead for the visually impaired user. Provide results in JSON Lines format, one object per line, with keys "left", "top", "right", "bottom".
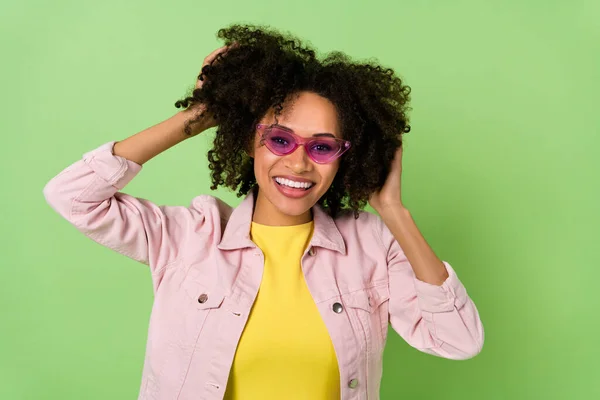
{"left": 263, "top": 92, "right": 341, "bottom": 137}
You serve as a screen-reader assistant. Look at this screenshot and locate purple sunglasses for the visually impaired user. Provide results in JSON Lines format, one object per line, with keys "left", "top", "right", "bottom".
{"left": 257, "top": 124, "right": 351, "bottom": 164}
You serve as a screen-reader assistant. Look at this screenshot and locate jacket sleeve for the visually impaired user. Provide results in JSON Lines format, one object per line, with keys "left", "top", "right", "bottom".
{"left": 377, "top": 216, "right": 485, "bottom": 360}
{"left": 43, "top": 141, "right": 202, "bottom": 279}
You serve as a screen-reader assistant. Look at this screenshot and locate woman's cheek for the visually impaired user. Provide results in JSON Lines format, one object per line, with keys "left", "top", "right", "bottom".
{"left": 320, "top": 165, "right": 339, "bottom": 188}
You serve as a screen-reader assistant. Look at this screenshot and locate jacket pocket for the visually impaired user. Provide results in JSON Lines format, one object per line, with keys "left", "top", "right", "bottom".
{"left": 142, "top": 277, "right": 227, "bottom": 398}
{"left": 178, "top": 278, "right": 226, "bottom": 347}
{"left": 182, "top": 279, "right": 226, "bottom": 311}
{"left": 342, "top": 283, "right": 390, "bottom": 348}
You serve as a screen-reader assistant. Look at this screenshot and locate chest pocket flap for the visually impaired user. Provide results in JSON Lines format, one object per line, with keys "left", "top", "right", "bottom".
{"left": 343, "top": 283, "right": 390, "bottom": 312}
{"left": 182, "top": 279, "right": 225, "bottom": 310}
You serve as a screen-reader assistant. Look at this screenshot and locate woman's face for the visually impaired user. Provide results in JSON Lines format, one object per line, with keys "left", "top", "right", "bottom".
{"left": 251, "top": 91, "right": 342, "bottom": 226}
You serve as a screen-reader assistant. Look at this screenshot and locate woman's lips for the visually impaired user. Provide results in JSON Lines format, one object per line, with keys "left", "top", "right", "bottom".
{"left": 273, "top": 177, "right": 315, "bottom": 198}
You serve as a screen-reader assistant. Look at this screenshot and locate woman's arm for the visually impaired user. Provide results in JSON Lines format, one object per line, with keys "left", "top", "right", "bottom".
{"left": 42, "top": 110, "right": 212, "bottom": 277}
{"left": 113, "top": 43, "right": 233, "bottom": 165}
{"left": 376, "top": 214, "right": 485, "bottom": 360}
{"left": 113, "top": 108, "right": 210, "bottom": 165}
{"left": 43, "top": 43, "right": 231, "bottom": 270}
{"left": 378, "top": 205, "right": 449, "bottom": 285}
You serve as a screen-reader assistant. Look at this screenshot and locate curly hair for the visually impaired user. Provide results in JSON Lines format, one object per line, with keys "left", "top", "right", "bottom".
{"left": 175, "top": 24, "right": 412, "bottom": 218}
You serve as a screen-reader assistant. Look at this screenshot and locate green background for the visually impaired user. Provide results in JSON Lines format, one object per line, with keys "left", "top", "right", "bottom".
{"left": 2, "top": 0, "right": 598, "bottom": 399}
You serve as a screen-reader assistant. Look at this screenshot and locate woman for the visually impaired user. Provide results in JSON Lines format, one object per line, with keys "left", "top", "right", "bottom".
{"left": 43, "top": 25, "right": 483, "bottom": 400}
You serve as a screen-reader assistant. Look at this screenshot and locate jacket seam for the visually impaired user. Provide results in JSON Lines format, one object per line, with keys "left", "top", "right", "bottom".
{"left": 373, "top": 214, "right": 388, "bottom": 255}
{"left": 153, "top": 256, "right": 184, "bottom": 278}
{"left": 70, "top": 174, "right": 103, "bottom": 223}
{"left": 70, "top": 175, "right": 148, "bottom": 264}
{"left": 109, "top": 154, "right": 128, "bottom": 185}
{"left": 317, "top": 280, "right": 389, "bottom": 304}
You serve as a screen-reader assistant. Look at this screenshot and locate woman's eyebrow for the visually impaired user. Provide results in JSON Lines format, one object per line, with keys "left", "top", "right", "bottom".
{"left": 312, "top": 132, "right": 336, "bottom": 138}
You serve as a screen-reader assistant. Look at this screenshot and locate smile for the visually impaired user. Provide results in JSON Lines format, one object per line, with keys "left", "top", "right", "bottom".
{"left": 274, "top": 177, "right": 315, "bottom": 190}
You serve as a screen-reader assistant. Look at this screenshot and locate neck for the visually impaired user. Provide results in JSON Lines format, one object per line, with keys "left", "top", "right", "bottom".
{"left": 252, "top": 188, "right": 313, "bottom": 226}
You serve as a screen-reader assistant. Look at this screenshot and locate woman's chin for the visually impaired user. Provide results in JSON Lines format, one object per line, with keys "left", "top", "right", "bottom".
{"left": 270, "top": 196, "right": 315, "bottom": 223}
{"left": 255, "top": 182, "right": 320, "bottom": 224}
{"left": 273, "top": 200, "right": 313, "bottom": 218}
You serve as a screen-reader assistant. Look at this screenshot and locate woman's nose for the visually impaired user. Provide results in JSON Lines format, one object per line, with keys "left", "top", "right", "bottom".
{"left": 284, "top": 144, "right": 311, "bottom": 172}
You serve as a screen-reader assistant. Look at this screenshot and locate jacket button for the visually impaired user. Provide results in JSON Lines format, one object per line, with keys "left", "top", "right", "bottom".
{"left": 332, "top": 302, "right": 343, "bottom": 314}
{"left": 348, "top": 379, "right": 359, "bottom": 389}
{"left": 308, "top": 247, "right": 316, "bottom": 256}
{"left": 198, "top": 294, "right": 208, "bottom": 303}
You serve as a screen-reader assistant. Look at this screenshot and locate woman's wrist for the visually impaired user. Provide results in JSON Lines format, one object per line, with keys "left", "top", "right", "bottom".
{"left": 179, "top": 104, "right": 215, "bottom": 137}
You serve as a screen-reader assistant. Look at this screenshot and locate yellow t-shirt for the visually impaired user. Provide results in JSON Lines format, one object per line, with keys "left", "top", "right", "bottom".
{"left": 224, "top": 221, "right": 340, "bottom": 399}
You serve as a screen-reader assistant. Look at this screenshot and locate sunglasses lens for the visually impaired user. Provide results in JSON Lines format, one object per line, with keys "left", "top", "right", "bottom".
{"left": 308, "top": 140, "right": 342, "bottom": 163}
{"left": 264, "top": 128, "right": 295, "bottom": 155}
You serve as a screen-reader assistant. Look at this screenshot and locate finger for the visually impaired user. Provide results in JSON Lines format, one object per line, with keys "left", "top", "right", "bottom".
{"left": 203, "top": 45, "right": 230, "bottom": 66}
{"left": 196, "top": 45, "right": 228, "bottom": 88}
{"left": 205, "top": 42, "right": 239, "bottom": 66}
{"left": 197, "top": 43, "right": 239, "bottom": 88}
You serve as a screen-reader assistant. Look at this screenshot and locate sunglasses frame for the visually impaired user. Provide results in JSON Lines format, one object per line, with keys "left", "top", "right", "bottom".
{"left": 256, "top": 124, "right": 351, "bottom": 164}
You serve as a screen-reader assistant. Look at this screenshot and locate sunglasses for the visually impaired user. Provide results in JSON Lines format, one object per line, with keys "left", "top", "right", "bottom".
{"left": 257, "top": 124, "right": 351, "bottom": 164}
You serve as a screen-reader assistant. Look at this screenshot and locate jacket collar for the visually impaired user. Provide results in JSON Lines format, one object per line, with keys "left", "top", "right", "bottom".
{"left": 217, "top": 188, "right": 347, "bottom": 255}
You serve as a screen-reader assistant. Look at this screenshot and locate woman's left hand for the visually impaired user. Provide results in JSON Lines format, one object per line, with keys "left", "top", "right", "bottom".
{"left": 368, "top": 145, "right": 404, "bottom": 213}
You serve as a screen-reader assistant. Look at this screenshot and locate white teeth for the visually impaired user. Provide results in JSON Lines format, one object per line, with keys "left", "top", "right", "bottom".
{"left": 275, "top": 177, "right": 314, "bottom": 189}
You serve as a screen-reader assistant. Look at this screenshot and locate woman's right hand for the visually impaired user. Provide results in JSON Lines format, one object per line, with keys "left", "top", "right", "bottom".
{"left": 196, "top": 44, "right": 235, "bottom": 90}
{"left": 185, "top": 43, "right": 237, "bottom": 134}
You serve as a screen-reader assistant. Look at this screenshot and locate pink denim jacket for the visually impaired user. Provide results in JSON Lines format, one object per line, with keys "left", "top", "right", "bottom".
{"left": 43, "top": 141, "right": 484, "bottom": 400}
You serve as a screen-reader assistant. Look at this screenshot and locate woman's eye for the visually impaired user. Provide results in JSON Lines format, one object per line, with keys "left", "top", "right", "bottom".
{"left": 312, "top": 143, "right": 333, "bottom": 152}
{"left": 271, "top": 136, "right": 289, "bottom": 146}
